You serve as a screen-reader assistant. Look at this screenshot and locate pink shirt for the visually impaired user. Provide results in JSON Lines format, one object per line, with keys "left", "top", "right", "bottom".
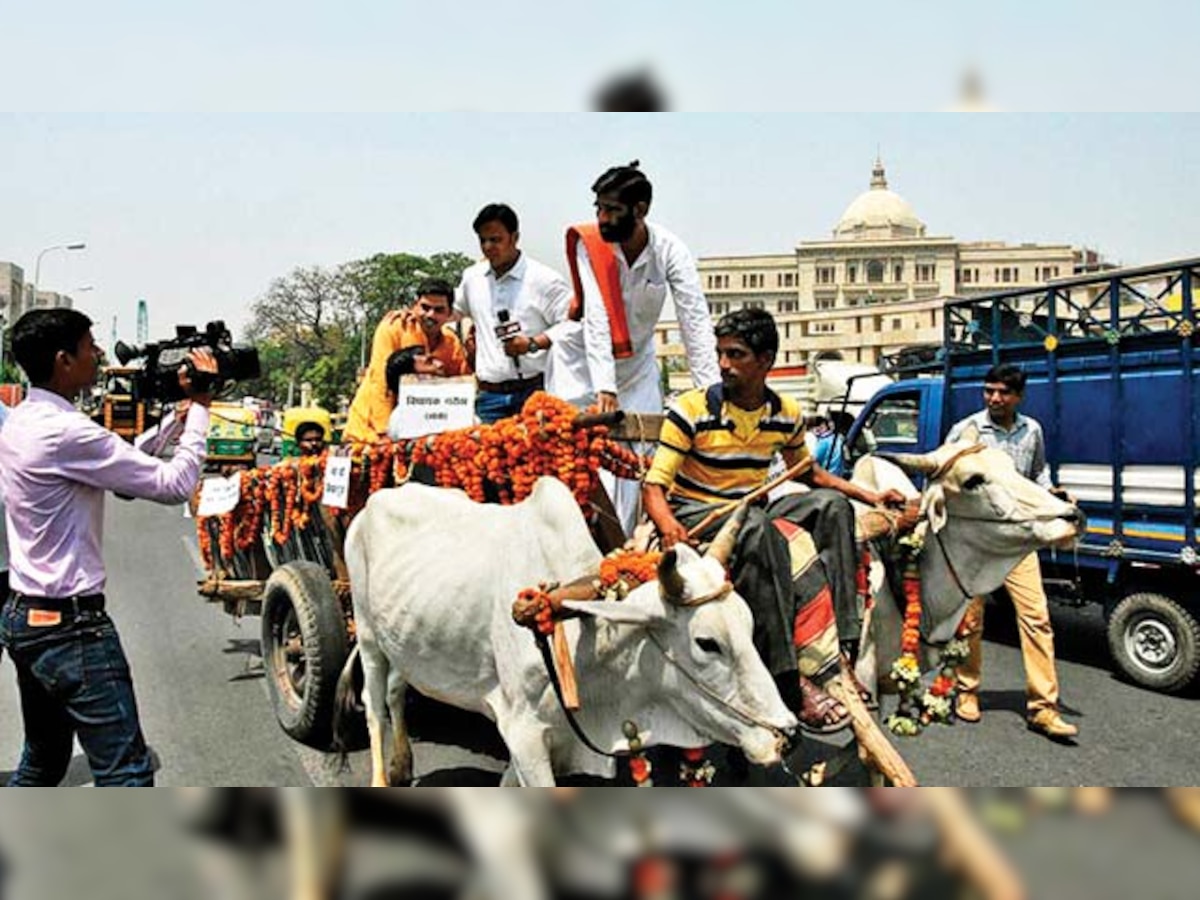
{"left": 0, "top": 387, "right": 210, "bottom": 598}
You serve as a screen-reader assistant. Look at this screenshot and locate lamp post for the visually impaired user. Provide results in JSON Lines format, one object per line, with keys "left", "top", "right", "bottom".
{"left": 31, "top": 242, "right": 86, "bottom": 311}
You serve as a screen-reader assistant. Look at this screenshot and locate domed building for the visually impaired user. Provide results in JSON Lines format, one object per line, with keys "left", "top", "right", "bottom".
{"left": 659, "top": 156, "right": 1107, "bottom": 368}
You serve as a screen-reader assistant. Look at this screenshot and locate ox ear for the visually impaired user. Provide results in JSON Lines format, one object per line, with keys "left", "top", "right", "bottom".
{"left": 921, "top": 483, "right": 948, "bottom": 533}
{"left": 877, "top": 451, "right": 939, "bottom": 476}
{"left": 959, "top": 422, "right": 981, "bottom": 444}
{"left": 562, "top": 598, "right": 662, "bottom": 627}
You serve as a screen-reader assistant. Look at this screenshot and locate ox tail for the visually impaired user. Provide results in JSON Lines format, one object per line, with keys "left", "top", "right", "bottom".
{"left": 330, "top": 643, "right": 362, "bottom": 772}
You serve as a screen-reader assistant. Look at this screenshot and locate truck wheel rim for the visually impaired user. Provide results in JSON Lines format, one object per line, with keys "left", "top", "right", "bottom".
{"left": 1126, "top": 617, "right": 1177, "bottom": 672}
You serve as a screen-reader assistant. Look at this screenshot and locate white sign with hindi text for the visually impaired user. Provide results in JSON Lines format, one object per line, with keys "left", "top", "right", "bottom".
{"left": 322, "top": 455, "right": 353, "bottom": 509}
{"left": 196, "top": 474, "right": 241, "bottom": 517}
{"left": 392, "top": 376, "right": 476, "bottom": 439}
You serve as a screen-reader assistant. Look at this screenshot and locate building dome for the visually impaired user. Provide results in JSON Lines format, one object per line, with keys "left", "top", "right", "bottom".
{"left": 834, "top": 157, "right": 926, "bottom": 240}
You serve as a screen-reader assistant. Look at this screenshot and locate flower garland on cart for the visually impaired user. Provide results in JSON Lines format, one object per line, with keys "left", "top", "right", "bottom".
{"left": 884, "top": 532, "right": 972, "bottom": 737}
{"left": 196, "top": 393, "right": 651, "bottom": 574}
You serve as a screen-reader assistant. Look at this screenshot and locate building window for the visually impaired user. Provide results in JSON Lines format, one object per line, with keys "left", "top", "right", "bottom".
{"left": 783, "top": 323, "right": 791, "bottom": 339}
{"left": 812, "top": 322, "right": 835, "bottom": 334}
{"left": 783, "top": 272, "right": 796, "bottom": 287}
{"left": 816, "top": 266, "right": 835, "bottom": 285}
{"left": 744, "top": 300, "right": 765, "bottom": 310}
{"left": 867, "top": 260, "right": 884, "bottom": 283}
{"left": 815, "top": 298, "right": 835, "bottom": 310}
{"left": 894, "top": 263, "right": 904, "bottom": 282}
{"left": 779, "top": 299, "right": 799, "bottom": 313}
{"left": 710, "top": 301, "right": 728, "bottom": 316}
{"left": 916, "top": 263, "right": 936, "bottom": 282}
{"left": 892, "top": 318, "right": 902, "bottom": 331}
{"left": 961, "top": 268, "right": 972, "bottom": 284}
{"left": 847, "top": 265, "right": 857, "bottom": 284}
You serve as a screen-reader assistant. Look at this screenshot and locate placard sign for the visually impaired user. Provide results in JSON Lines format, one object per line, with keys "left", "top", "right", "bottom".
{"left": 322, "top": 455, "right": 353, "bottom": 509}
{"left": 196, "top": 474, "right": 241, "bottom": 517}
{"left": 392, "top": 376, "right": 476, "bottom": 439}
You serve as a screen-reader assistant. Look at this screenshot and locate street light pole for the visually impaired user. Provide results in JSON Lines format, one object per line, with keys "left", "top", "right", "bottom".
{"left": 31, "top": 242, "right": 86, "bottom": 311}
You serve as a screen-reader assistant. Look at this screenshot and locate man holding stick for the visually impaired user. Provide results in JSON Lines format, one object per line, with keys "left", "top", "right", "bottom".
{"left": 642, "top": 309, "right": 905, "bottom": 732}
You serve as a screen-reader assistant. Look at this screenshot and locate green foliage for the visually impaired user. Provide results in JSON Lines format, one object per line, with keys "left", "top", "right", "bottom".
{"left": 242, "top": 250, "right": 475, "bottom": 408}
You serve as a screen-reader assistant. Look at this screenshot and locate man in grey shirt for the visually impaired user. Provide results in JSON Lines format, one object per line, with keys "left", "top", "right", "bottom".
{"left": 946, "top": 362, "right": 1078, "bottom": 742}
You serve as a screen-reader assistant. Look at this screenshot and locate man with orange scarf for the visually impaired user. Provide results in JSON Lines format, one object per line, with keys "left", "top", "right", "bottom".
{"left": 550, "top": 162, "right": 720, "bottom": 536}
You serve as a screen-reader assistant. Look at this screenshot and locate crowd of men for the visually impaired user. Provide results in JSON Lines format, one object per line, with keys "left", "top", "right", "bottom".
{"left": 0, "top": 160, "right": 1078, "bottom": 787}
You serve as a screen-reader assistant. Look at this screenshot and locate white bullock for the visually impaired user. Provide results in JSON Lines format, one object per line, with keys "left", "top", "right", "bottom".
{"left": 851, "top": 427, "right": 1085, "bottom": 680}
{"left": 336, "top": 476, "right": 798, "bottom": 787}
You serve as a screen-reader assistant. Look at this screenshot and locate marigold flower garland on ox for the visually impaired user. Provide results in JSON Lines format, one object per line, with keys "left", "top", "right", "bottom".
{"left": 511, "top": 547, "right": 719, "bottom": 786}
{"left": 884, "top": 532, "right": 971, "bottom": 737}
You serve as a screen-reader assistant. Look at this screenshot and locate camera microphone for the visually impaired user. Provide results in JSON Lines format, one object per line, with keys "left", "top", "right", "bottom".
{"left": 497, "top": 310, "right": 520, "bottom": 372}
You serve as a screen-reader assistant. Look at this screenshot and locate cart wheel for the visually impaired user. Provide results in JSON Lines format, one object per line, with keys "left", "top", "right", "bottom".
{"left": 1106, "top": 591, "right": 1200, "bottom": 693}
{"left": 262, "top": 561, "right": 348, "bottom": 748}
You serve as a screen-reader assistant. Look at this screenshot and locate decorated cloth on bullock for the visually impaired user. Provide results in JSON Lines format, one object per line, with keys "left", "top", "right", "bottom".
{"left": 672, "top": 492, "right": 860, "bottom": 681}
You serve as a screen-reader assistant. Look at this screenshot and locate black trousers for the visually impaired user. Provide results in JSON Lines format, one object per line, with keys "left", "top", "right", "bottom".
{"left": 673, "top": 490, "right": 859, "bottom": 678}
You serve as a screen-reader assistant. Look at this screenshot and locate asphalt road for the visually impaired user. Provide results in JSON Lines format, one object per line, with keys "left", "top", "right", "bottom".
{"left": 1, "top": 498, "right": 1198, "bottom": 787}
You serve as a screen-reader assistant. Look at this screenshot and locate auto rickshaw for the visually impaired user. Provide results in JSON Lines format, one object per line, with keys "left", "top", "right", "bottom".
{"left": 280, "top": 407, "right": 334, "bottom": 457}
{"left": 206, "top": 402, "right": 259, "bottom": 470}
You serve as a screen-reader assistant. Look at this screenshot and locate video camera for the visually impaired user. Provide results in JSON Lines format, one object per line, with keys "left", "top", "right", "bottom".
{"left": 113, "top": 321, "right": 261, "bottom": 403}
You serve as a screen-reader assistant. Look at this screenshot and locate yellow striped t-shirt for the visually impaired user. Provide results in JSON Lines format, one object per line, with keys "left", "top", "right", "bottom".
{"left": 645, "top": 384, "right": 809, "bottom": 505}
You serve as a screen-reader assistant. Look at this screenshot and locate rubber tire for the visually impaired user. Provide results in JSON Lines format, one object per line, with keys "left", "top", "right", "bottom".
{"left": 261, "top": 561, "right": 348, "bottom": 749}
{"left": 1106, "top": 591, "right": 1200, "bottom": 694}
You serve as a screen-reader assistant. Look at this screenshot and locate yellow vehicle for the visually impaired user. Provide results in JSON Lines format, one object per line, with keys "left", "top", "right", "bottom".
{"left": 280, "top": 407, "right": 333, "bottom": 457}
{"left": 94, "top": 366, "right": 158, "bottom": 442}
{"left": 207, "top": 402, "right": 258, "bottom": 470}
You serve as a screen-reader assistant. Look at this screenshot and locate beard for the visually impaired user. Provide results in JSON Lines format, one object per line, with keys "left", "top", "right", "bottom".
{"left": 599, "top": 215, "right": 636, "bottom": 243}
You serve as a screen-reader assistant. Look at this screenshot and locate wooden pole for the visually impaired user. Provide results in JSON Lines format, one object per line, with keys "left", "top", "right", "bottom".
{"left": 824, "top": 655, "right": 918, "bottom": 787}
{"left": 685, "top": 457, "right": 814, "bottom": 541}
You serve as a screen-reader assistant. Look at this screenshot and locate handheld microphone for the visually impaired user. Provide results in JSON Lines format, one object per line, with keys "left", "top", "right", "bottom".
{"left": 497, "top": 309, "right": 521, "bottom": 372}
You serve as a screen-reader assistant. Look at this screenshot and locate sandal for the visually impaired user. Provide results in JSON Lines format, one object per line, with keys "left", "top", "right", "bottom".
{"left": 797, "top": 675, "right": 851, "bottom": 734}
{"left": 847, "top": 668, "right": 879, "bottom": 711}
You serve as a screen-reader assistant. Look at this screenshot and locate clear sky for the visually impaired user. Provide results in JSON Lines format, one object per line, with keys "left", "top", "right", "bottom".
{"left": 1, "top": 114, "right": 1197, "bottom": 345}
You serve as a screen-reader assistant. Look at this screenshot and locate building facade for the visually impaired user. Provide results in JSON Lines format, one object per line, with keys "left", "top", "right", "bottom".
{"left": 657, "top": 157, "right": 1107, "bottom": 368}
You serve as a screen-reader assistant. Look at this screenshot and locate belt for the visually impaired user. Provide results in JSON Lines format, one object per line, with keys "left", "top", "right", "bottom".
{"left": 10, "top": 592, "right": 106, "bottom": 615}
{"left": 476, "top": 373, "right": 544, "bottom": 395}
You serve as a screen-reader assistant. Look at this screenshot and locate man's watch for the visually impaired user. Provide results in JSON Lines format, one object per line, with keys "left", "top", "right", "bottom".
{"left": 525, "top": 335, "right": 544, "bottom": 355}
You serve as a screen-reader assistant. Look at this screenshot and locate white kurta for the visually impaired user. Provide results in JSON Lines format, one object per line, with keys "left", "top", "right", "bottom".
{"left": 547, "top": 221, "right": 719, "bottom": 535}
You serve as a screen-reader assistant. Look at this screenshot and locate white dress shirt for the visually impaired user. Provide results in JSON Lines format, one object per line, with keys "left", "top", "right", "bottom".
{"left": 454, "top": 254, "right": 573, "bottom": 384}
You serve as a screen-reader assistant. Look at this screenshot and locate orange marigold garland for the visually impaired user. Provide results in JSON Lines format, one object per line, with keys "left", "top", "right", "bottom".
{"left": 598, "top": 550, "right": 663, "bottom": 601}
{"left": 885, "top": 536, "right": 971, "bottom": 737}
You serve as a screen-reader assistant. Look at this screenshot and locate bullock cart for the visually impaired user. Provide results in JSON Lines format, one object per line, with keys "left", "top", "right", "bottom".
{"left": 193, "top": 394, "right": 913, "bottom": 785}
{"left": 193, "top": 396, "right": 655, "bottom": 749}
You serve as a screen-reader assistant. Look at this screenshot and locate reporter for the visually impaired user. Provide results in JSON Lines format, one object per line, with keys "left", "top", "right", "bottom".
{"left": 0, "top": 309, "right": 216, "bottom": 786}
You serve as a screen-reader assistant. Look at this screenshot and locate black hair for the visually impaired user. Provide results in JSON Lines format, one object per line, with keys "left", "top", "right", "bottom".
{"left": 385, "top": 346, "right": 423, "bottom": 391}
{"left": 591, "top": 160, "right": 653, "bottom": 209}
{"left": 414, "top": 278, "right": 454, "bottom": 306}
{"left": 984, "top": 363, "right": 1027, "bottom": 394}
{"left": 714, "top": 308, "right": 779, "bottom": 358}
{"left": 472, "top": 203, "right": 519, "bottom": 235}
{"left": 11, "top": 308, "right": 94, "bottom": 384}
{"left": 295, "top": 421, "right": 325, "bottom": 441}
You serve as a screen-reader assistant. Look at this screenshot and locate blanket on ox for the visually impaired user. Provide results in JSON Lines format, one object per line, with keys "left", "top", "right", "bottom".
{"left": 672, "top": 492, "right": 858, "bottom": 684}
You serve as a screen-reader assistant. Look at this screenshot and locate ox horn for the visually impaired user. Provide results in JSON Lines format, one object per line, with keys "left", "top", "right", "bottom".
{"left": 877, "top": 451, "right": 940, "bottom": 476}
{"left": 658, "top": 549, "right": 686, "bottom": 604}
{"left": 705, "top": 502, "right": 749, "bottom": 567}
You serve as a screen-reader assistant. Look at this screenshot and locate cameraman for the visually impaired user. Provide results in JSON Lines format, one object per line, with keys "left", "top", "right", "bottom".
{"left": 0, "top": 309, "right": 217, "bottom": 787}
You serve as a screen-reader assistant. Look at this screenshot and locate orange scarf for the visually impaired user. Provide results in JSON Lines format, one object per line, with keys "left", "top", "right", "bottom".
{"left": 566, "top": 223, "right": 634, "bottom": 359}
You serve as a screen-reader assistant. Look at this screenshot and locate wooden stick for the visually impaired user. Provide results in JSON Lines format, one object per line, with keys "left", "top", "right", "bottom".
{"left": 824, "top": 655, "right": 918, "bottom": 787}
{"left": 685, "top": 457, "right": 814, "bottom": 540}
{"left": 552, "top": 622, "right": 580, "bottom": 711}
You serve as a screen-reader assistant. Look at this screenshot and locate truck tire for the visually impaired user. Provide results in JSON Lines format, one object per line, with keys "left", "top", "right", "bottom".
{"left": 1106, "top": 592, "right": 1200, "bottom": 693}
{"left": 261, "top": 561, "right": 348, "bottom": 749}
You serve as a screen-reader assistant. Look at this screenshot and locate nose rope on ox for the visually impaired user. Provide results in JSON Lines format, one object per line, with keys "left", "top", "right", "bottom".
{"left": 531, "top": 504, "right": 795, "bottom": 766}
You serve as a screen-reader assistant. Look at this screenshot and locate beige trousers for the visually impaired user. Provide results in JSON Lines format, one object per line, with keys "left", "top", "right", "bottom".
{"left": 955, "top": 552, "right": 1060, "bottom": 715}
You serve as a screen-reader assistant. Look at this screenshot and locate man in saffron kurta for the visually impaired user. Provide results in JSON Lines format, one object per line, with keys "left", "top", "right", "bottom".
{"left": 343, "top": 280, "right": 470, "bottom": 444}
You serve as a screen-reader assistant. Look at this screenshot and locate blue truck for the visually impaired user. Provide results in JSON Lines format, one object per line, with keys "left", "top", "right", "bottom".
{"left": 844, "top": 257, "right": 1200, "bottom": 693}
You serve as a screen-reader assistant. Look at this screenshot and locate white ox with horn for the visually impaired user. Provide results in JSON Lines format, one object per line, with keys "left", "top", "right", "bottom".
{"left": 336, "top": 476, "right": 798, "bottom": 786}
{"left": 852, "top": 425, "right": 1086, "bottom": 676}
